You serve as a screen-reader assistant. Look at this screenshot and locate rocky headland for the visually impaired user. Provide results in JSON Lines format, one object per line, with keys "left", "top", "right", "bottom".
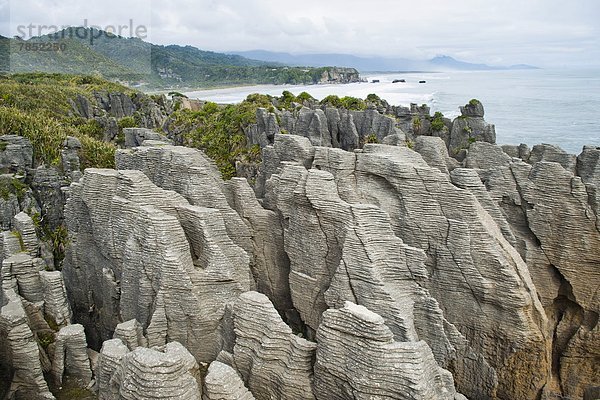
{"left": 0, "top": 87, "right": 598, "bottom": 400}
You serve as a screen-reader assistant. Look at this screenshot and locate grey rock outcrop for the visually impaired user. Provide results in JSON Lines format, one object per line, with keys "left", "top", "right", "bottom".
{"left": 1, "top": 253, "right": 45, "bottom": 304}
{"left": 51, "top": 323, "right": 92, "bottom": 386}
{"left": 61, "top": 136, "right": 83, "bottom": 182}
{"left": 0, "top": 135, "right": 33, "bottom": 173}
{"left": 293, "top": 107, "right": 332, "bottom": 147}
{"left": 123, "top": 127, "right": 172, "bottom": 148}
{"left": 39, "top": 270, "right": 71, "bottom": 328}
{"left": 414, "top": 136, "right": 459, "bottom": 174}
{"left": 224, "top": 178, "right": 293, "bottom": 312}
{"left": 259, "top": 136, "right": 550, "bottom": 399}
{"left": 96, "top": 339, "right": 129, "bottom": 400}
{"left": 30, "top": 166, "right": 66, "bottom": 230}
{"left": 577, "top": 145, "right": 600, "bottom": 187}
{"left": 527, "top": 143, "right": 577, "bottom": 173}
{"left": 449, "top": 101, "right": 496, "bottom": 156}
{"left": 107, "top": 342, "right": 201, "bottom": 400}
{"left": 314, "top": 302, "right": 457, "bottom": 400}
{"left": 0, "top": 291, "right": 54, "bottom": 399}
{"left": 12, "top": 211, "right": 39, "bottom": 257}
{"left": 115, "top": 144, "right": 253, "bottom": 261}
{"left": 203, "top": 361, "right": 255, "bottom": 400}
{"left": 113, "top": 319, "right": 148, "bottom": 351}
{"left": 233, "top": 291, "right": 316, "bottom": 400}
{"left": 63, "top": 168, "right": 250, "bottom": 361}
{"left": 465, "top": 143, "right": 600, "bottom": 399}
{"left": 464, "top": 141, "right": 512, "bottom": 170}
{"left": 245, "top": 108, "right": 280, "bottom": 148}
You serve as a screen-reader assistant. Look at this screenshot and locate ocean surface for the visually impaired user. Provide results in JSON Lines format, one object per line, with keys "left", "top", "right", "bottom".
{"left": 183, "top": 68, "right": 600, "bottom": 154}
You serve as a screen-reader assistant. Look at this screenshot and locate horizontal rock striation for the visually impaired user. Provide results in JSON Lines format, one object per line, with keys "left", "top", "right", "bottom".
{"left": 0, "top": 290, "right": 54, "bottom": 399}
{"left": 476, "top": 142, "right": 600, "bottom": 399}
{"left": 51, "top": 323, "right": 92, "bottom": 386}
{"left": 258, "top": 134, "right": 551, "bottom": 399}
{"left": 233, "top": 291, "right": 316, "bottom": 400}
{"left": 203, "top": 361, "right": 255, "bottom": 400}
{"left": 314, "top": 302, "right": 457, "bottom": 400}
{"left": 63, "top": 168, "right": 251, "bottom": 361}
{"left": 105, "top": 341, "right": 202, "bottom": 399}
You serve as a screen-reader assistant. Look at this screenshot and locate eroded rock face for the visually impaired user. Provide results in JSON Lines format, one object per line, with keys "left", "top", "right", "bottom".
{"left": 233, "top": 291, "right": 316, "bottom": 400}
{"left": 314, "top": 302, "right": 457, "bottom": 400}
{"left": 115, "top": 144, "right": 253, "bottom": 263}
{"left": 106, "top": 341, "right": 202, "bottom": 400}
{"left": 0, "top": 291, "right": 54, "bottom": 400}
{"left": 465, "top": 143, "right": 599, "bottom": 399}
{"left": 203, "top": 361, "right": 255, "bottom": 400}
{"left": 51, "top": 323, "right": 92, "bottom": 386}
{"left": 449, "top": 101, "right": 496, "bottom": 156}
{"left": 63, "top": 168, "right": 251, "bottom": 361}
{"left": 0, "top": 135, "right": 33, "bottom": 174}
{"left": 259, "top": 135, "right": 550, "bottom": 399}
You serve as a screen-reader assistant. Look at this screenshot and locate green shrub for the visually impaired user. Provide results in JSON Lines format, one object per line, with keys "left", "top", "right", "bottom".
{"left": 77, "top": 135, "right": 116, "bottom": 169}
{"left": 412, "top": 116, "right": 422, "bottom": 133}
{"left": 76, "top": 119, "right": 105, "bottom": 141}
{"left": 118, "top": 116, "right": 137, "bottom": 131}
{"left": 430, "top": 112, "right": 445, "bottom": 132}
{"left": 366, "top": 93, "right": 381, "bottom": 103}
{"left": 0, "top": 107, "right": 66, "bottom": 165}
{"left": 37, "top": 331, "right": 55, "bottom": 350}
{"left": 0, "top": 177, "right": 28, "bottom": 201}
{"left": 469, "top": 98, "right": 481, "bottom": 106}
{"left": 182, "top": 98, "right": 268, "bottom": 179}
{"left": 340, "top": 96, "right": 367, "bottom": 110}
{"left": 296, "top": 91, "right": 315, "bottom": 103}
{"left": 364, "top": 133, "right": 379, "bottom": 144}
{"left": 320, "top": 95, "right": 342, "bottom": 108}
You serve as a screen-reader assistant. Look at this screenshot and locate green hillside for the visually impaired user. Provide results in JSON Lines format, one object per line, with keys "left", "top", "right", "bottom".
{"left": 3, "top": 28, "right": 354, "bottom": 89}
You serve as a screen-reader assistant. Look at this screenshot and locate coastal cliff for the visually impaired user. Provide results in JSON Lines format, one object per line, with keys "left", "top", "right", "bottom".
{"left": 0, "top": 88, "right": 598, "bottom": 399}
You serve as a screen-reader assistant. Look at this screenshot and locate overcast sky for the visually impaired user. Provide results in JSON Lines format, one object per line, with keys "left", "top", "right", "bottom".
{"left": 2, "top": 0, "right": 599, "bottom": 67}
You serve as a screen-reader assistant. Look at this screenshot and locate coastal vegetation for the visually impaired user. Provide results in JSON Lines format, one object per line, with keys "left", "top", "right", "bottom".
{"left": 7, "top": 30, "right": 360, "bottom": 89}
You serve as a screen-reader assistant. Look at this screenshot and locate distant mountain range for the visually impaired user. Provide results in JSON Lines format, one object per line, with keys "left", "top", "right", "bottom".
{"left": 230, "top": 51, "right": 539, "bottom": 72}
{"left": 1, "top": 28, "right": 357, "bottom": 89}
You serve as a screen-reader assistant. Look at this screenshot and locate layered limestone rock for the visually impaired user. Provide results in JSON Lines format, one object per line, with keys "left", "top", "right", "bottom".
{"left": 314, "top": 302, "right": 457, "bottom": 400}
{"left": 262, "top": 145, "right": 494, "bottom": 398}
{"left": 414, "top": 136, "right": 459, "bottom": 174}
{"left": 465, "top": 143, "right": 599, "bottom": 398}
{"left": 0, "top": 135, "right": 33, "bottom": 174}
{"left": 449, "top": 101, "right": 496, "bottom": 157}
{"left": 527, "top": 143, "right": 577, "bottom": 173}
{"left": 63, "top": 168, "right": 251, "bottom": 361}
{"left": 0, "top": 291, "right": 54, "bottom": 399}
{"left": 123, "top": 127, "right": 172, "bottom": 148}
{"left": 39, "top": 270, "right": 71, "bottom": 328}
{"left": 106, "top": 342, "right": 202, "bottom": 400}
{"left": 233, "top": 291, "right": 316, "bottom": 400}
{"left": 224, "top": 178, "right": 293, "bottom": 312}
{"left": 51, "top": 323, "right": 92, "bottom": 386}
{"left": 61, "top": 136, "right": 83, "bottom": 182}
{"left": 115, "top": 143, "right": 253, "bottom": 262}
{"left": 1, "top": 253, "right": 45, "bottom": 304}
{"left": 113, "top": 319, "right": 148, "bottom": 350}
{"left": 203, "top": 361, "right": 255, "bottom": 400}
{"left": 259, "top": 135, "right": 550, "bottom": 399}
{"left": 12, "top": 212, "right": 39, "bottom": 257}
{"left": 96, "top": 339, "right": 129, "bottom": 400}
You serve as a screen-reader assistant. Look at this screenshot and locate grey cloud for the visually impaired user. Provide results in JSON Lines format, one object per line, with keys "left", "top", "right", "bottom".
{"left": 2, "top": 0, "right": 599, "bottom": 66}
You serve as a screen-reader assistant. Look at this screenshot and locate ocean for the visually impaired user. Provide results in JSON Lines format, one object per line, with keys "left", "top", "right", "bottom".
{"left": 183, "top": 68, "right": 600, "bottom": 154}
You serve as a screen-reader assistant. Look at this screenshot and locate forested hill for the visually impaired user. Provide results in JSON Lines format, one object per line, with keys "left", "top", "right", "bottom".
{"left": 3, "top": 28, "right": 360, "bottom": 89}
